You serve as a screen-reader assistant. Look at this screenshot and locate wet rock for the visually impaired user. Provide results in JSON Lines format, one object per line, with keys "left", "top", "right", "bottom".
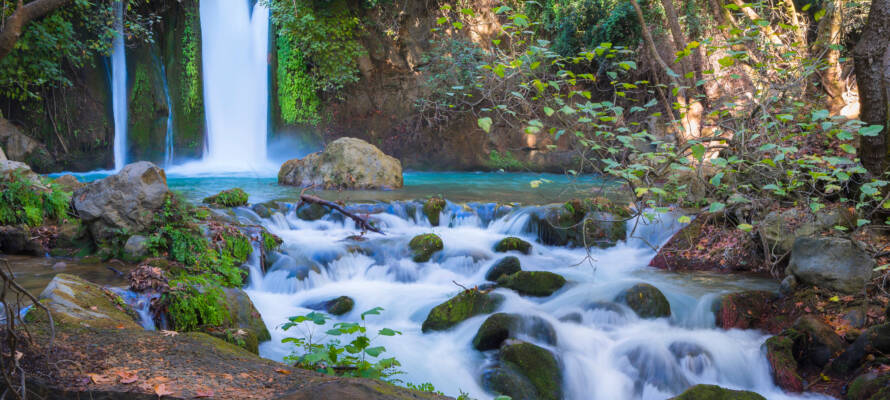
{"left": 29, "top": 274, "right": 140, "bottom": 329}
{"left": 847, "top": 371, "right": 890, "bottom": 400}
{"left": 203, "top": 188, "right": 249, "bottom": 207}
{"left": 791, "top": 315, "right": 845, "bottom": 368}
{"left": 73, "top": 162, "right": 170, "bottom": 241}
{"left": 786, "top": 237, "right": 874, "bottom": 294}
{"left": 668, "top": 342, "right": 713, "bottom": 375}
{"left": 558, "top": 312, "right": 582, "bottom": 323}
{"left": 780, "top": 274, "right": 798, "bottom": 295}
{"left": 409, "top": 233, "right": 443, "bottom": 262}
{"left": 623, "top": 346, "right": 691, "bottom": 393}
{"left": 760, "top": 206, "right": 855, "bottom": 256}
{"left": 830, "top": 323, "right": 890, "bottom": 376}
{"left": 0, "top": 225, "right": 44, "bottom": 255}
{"left": 0, "top": 118, "right": 54, "bottom": 171}
{"left": 278, "top": 137, "right": 403, "bottom": 189}
{"left": 844, "top": 309, "right": 868, "bottom": 329}
{"left": 307, "top": 296, "right": 355, "bottom": 316}
{"left": 494, "top": 236, "right": 532, "bottom": 254}
{"left": 124, "top": 234, "right": 150, "bottom": 262}
{"left": 52, "top": 262, "right": 66, "bottom": 270}
{"left": 472, "top": 313, "right": 557, "bottom": 351}
{"left": 423, "top": 197, "right": 447, "bottom": 226}
{"left": 649, "top": 213, "right": 764, "bottom": 273}
{"left": 481, "top": 363, "right": 540, "bottom": 400}
{"left": 498, "top": 341, "right": 562, "bottom": 400}
{"left": 485, "top": 256, "right": 521, "bottom": 281}
{"left": 714, "top": 291, "right": 779, "bottom": 331}
{"left": 208, "top": 288, "right": 272, "bottom": 354}
{"left": 52, "top": 174, "right": 84, "bottom": 192}
{"left": 296, "top": 202, "right": 328, "bottom": 221}
{"left": 765, "top": 334, "right": 804, "bottom": 392}
{"left": 421, "top": 290, "right": 504, "bottom": 332}
{"left": 670, "top": 384, "right": 766, "bottom": 399}
{"left": 527, "top": 201, "right": 626, "bottom": 248}
{"left": 616, "top": 283, "right": 671, "bottom": 319}
{"left": 497, "top": 271, "right": 566, "bottom": 297}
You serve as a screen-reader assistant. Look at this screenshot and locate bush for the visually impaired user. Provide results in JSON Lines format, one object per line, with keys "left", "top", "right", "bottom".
{"left": 202, "top": 188, "right": 249, "bottom": 207}
{"left": 0, "top": 173, "right": 70, "bottom": 227}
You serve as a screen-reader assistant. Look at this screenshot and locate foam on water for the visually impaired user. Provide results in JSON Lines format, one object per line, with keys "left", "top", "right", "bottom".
{"left": 242, "top": 201, "right": 834, "bottom": 400}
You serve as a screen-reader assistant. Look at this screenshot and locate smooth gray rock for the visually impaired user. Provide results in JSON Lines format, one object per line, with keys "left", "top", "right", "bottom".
{"left": 73, "top": 162, "right": 170, "bottom": 241}
{"left": 786, "top": 237, "right": 874, "bottom": 293}
{"left": 124, "top": 234, "right": 150, "bottom": 261}
{"left": 0, "top": 159, "right": 41, "bottom": 185}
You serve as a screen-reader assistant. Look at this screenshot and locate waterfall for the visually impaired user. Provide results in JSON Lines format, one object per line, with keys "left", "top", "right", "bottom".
{"left": 110, "top": 0, "right": 127, "bottom": 171}
{"left": 171, "top": 0, "right": 271, "bottom": 175}
{"left": 156, "top": 57, "right": 174, "bottom": 168}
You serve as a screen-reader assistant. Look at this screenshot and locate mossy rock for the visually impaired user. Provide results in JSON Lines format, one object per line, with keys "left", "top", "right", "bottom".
{"left": 670, "top": 384, "right": 766, "bottom": 399}
{"left": 409, "top": 233, "right": 444, "bottom": 262}
{"left": 481, "top": 363, "right": 539, "bottom": 400}
{"left": 296, "top": 202, "right": 328, "bottom": 221}
{"left": 528, "top": 200, "right": 627, "bottom": 248}
{"left": 203, "top": 188, "right": 249, "bottom": 207}
{"left": 422, "top": 290, "right": 504, "bottom": 332}
{"left": 423, "top": 197, "right": 447, "bottom": 226}
{"left": 765, "top": 334, "right": 804, "bottom": 392}
{"left": 791, "top": 315, "right": 845, "bottom": 368}
{"left": 495, "top": 237, "right": 532, "bottom": 254}
{"left": 28, "top": 274, "right": 140, "bottom": 330}
{"left": 472, "top": 312, "right": 557, "bottom": 351}
{"left": 497, "top": 271, "right": 566, "bottom": 297}
{"left": 847, "top": 372, "right": 890, "bottom": 400}
{"left": 498, "top": 341, "right": 562, "bottom": 400}
{"left": 307, "top": 295, "right": 355, "bottom": 316}
{"left": 485, "top": 256, "right": 522, "bottom": 281}
{"left": 616, "top": 283, "right": 671, "bottom": 319}
{"left": 166, "top": 286, "right": 270, "bottom": 354}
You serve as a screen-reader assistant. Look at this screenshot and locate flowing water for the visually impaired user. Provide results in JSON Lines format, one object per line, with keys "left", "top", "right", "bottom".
{"left": 169, "top": 0, "right": 272, "bottom": 175}
{"left": 228, "top": 200, "right": 831, "bottom": 400}
{"left": 156, "top": 55, "right": 175, "bottom": 168}
{"left": 110, "top": 0, "right": 127, "bottom": 171}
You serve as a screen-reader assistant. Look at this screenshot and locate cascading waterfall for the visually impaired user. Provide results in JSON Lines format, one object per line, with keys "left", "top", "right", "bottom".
{"left": 110, "top": 0, "right": 127, "bottom": 171}
{"left": 156, "top": 56, "right": 175, "bottom": 168}
{"left": 170, "top": 0, "right": 271, "bottom": 175}
{"left": 231, "top": 201, "right": 832, "bottom": 400}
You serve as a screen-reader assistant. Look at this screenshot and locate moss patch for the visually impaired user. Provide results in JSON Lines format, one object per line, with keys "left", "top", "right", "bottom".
{"left": 423, "top": 197, "right": 447, "bottom": 226}
{"left": 422, "top": 290, "right": 503, "bottom": 332}
{"left": 409, "top": 233, "right": 444, "bottom": 262}
{"left": 499, "top": 342, "right": 562, "bottom": 400}
{"left": 497, "top": 271, "right": 566, "bottom": 297}
{"left": 203, "top": 188, "right": 249, "bottom": 207}
{"left": 494, "top": 236, "right": 532, "bottom": 254}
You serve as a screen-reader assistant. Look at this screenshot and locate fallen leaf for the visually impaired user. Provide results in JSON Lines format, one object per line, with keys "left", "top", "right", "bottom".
{"left": 117, "top": 370, "right": 138, "bottom": 384}
{"left": 89, "top": 373, "right": 113, "bottom": 384}
{"left": 275, "top": 368, "right": 291, "bottom": 375}
{"left": 161, "top": 330, "right": 179, "bottom": 337}
{"left": 155, "top": 383, "right": 174, "bottom": 398}
{"left": 90, "top": 306, "right": 99, "bottom": 311}
{"left": 194, "top": 389, "right": 215, "bottom": 398}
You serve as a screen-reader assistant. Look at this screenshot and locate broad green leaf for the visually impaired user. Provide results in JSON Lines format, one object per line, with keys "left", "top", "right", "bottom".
{"left": 709, "top": 202, "right": 725, "bottom": 213}
{"left": 737, "top": 223, "right": 753, "bottom": 232}
{"left": 860, "top": 125, "right": 884, "bottom": 137}
{"left": 478, "top": 117, "right": 493, "bottom": 133}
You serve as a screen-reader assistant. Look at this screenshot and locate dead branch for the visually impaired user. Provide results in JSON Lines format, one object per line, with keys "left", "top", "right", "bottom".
{"left": 298, "top": 194, "right": 383, "bottom": 234}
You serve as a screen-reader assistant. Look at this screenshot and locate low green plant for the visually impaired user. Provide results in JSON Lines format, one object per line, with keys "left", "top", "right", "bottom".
{"left": 0, "top": 173, "right": 70, "bottom": 227}
{"left": 202, "top": 188, "right": 249, "bottom": 207}
{"left": 282, "top": 307, "right": 402, "bottom": 381}
{"left": 165, "top": 275, "right": 230, "bottom": 332}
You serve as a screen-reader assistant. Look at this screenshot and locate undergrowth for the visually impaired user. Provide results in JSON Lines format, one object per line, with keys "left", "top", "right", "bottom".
{"left": 0, "top": 172, "right": 70, "bottom": 227}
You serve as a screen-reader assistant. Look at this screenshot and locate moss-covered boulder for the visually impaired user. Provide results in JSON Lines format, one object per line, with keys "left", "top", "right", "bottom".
{"left": 528, "top": 200, "right": 627, "bottom": 248}
{"left": 497, "top": 341, "right": 562, "bottom": 400}
{"left": 421, "top": 290, "right": 504, "bottom": 332}
{"left": 29, "top": 274, "right": 140, "bottom": 330}
{"left": 481, "top": 363, "right": 540, "bottom": 400}
{"left": 616, "top": 283, "right": 671, "bottom": 319}
{"left": 494, "top": 236, "right": 532, "bottom": 254}
{"left": 791, "top": 315, "right": 845, "bottom": 368}
{"left": 409, "top": 233, "right": 444, "bottom": 262}
{"left": 497, "top": 271, "right": 566, "bottom": 297}
{"left": 203, "top": 188, "right": 249, "bottom": 207}
{"left": 714, "top": 290, "right": 780, "bottom": 331}
{"left": 296, "top": 202, "right": 328, "bottom": 221}
{"left": 166, "top": 286, "right": 270, "bottom": 354}
{"left": 423, "top": 197, "right": 447, "bottom": 226}
{"left": 670, "top": 384, "right": 766, "bottom": 399}
{"left": 472, "top": 312, "right": 557, "bottom": 351}
{"left": 485, "top": 256, "right": 522, "bottom": 281}
{"left": 278, "top": 137, "right": 403, "bottom": 189}
{"left": 847, "top": 372, "right": 890, "bottom": 400}
{"left": 765, "top": 334, "right": 804, "bottom": 392}
{"left": 830, "top": 323, "right": 890, "bottom": 376}
{"left": 307, "top": 296, "right": 355, "bottom": 316}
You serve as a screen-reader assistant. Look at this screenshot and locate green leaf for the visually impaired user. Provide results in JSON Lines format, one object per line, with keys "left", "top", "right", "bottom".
{"left": 378, "top": 328, "right": 401, "bottom": 336}
{"left": 361, "top": 307, "right": 384, "bottom": 319}
{"left": 678, "top": 215, "right": 691, "bottom": 223}
{"left": 478, "top": 117, "right": 493, "bottom": 133}
{"left": 543, "top": 107, "right": 555, "bottom": 116}
{"left": 691, "top": 144, "right": 705, "bottom": 161}
{"left": 737, "top": 223, "right": 754, "bottom": 232}
{"left": 840, "top": 143, "right": 856, "bottom": 154}
{"left": 860, "top": 125, "right": 884, "bottom": 137}
{"left": 814, "top": 8, "right": 826, "bottom": 21}
{"left": 857, "top": 219, "right": 870, "bottom": 227}
{"left": 709, "top": 202, "right": 726, "bottom": 213}
{"left": 364, "top": 346, "right": 386, "bottom": 357}
{"left": 718, "top": 56, "right": 735, "bottom": 67}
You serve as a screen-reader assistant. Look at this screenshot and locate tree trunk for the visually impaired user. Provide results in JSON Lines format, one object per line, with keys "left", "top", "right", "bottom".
{"left": 815, "top": 0, "right": 846, "bottom": 114}
{"left": 0, "top": 0, "right": 73, "bottom": 62}
{"left": 854, "top": 0, "right": 890, "bottom": 175}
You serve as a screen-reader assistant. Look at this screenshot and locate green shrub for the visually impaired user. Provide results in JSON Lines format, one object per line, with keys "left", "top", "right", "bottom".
{"left": 202, "top": 188, "right": 249, "bottom": 207}
{"left": 165, "top": 275, "right": 230, "bottom": 332}
{"left": 0, "top": 173, "right": 70, "bottom": 227}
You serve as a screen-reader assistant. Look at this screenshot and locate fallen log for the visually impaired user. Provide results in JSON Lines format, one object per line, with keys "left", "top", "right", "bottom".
{"left": 298, "top": 194, "right": 383, "bottom": 234}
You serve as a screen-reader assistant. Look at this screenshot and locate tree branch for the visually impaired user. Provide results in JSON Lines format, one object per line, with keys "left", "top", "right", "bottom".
{"left": 0, "top": 0, "right": 72, "bottom": 62}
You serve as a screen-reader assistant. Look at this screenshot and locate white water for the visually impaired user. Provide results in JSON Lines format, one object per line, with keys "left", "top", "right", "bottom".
{"left": 169, "top": 0, "right": 273, "bottom": 175}
{"left": 157, "top": 56, "right": 174, "bottom": 168}
{"left": 110, "top": 0, "right": 127, "bottom": 171}
{"left": 237, "top": 202, "right": 833, "bottom": 400}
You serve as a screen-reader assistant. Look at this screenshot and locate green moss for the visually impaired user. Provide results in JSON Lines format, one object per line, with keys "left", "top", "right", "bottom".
{"left": 617, "top": 283, "right": 671, "bottom": 318}
{"left": 276, "top": 33, "right": 321, "bottom": 125}
{"left": 848, "top": 373, "right": 890, "bottom": 400}
{"left": 423, "top": 197, "right": 447, "bottom": 226}
{"left": 0, "top": 172, "right": 70, "bottom": 227}
{"left": 165, "top": 278, "right": 230, "bottom": 332}
{"left": 494, "top": 237, "right": 532, "bottom": 254}
{"left": 671, "top": 384, "right": 766, "bottom": 399}
{"left": 497, "top": 271, "right": 566, "bottom": 297}
{"left": 421, "top": 290, "right": 503, "bottom": 332}
{"left": 487, "top": 150, "right": 525, "bottom": 170}
{"left": 202, "top": 188, "right": 249, "bottom": 207}
{"left": 499, "top": 342, "right": 562, "bottom": 400}
{"left": 409, "top": 233, "right": 444, "bottom": 262}
{"left": 262, "top": 230, "right": 283, "bottom": 253}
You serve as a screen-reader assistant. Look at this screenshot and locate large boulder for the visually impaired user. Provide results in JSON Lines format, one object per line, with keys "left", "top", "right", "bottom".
{"left": 0, "top": 225, "right": 45, "bottom": 255}
{"left": 485, "top": 256, "right": 522, "bottom": 281}
{"left": 494, "top": 236, "right": 532, "bottom": 254}
{"left": 714, "top": 291, "right": 783, "bottom": 331}
{"left": 497, "top": 271, "right": 566, "bottom": 297}
{"left": 791, "top": 315, "right": 845, "bottom": 368}
{"left": 830, "top": 323, "right": 890, "bottom": 376}
{"left": 0, "top": 117, "right": 54, "bottom": 171}
{"left": 616, "top": 283, "right": 671, "bottom": 319}
{"left": 0, "top": 159, "right": 41, "bottom": 185}
{"left": 496, "top": 341, "right": 562, "bottom": 400}
{"left": 786, "top": 237, "right": 874, "bottom": 294}
{"left": 847, "top": 371, "right": 890, "bottom": 400}
{"left": 30, "top": 274, "right": 141, "bottom": 329}
{"left": 760, "top": 207, "right": 855, "bottom": 256}
{"left": 670, "top": 385, "right": 766, "bottom": 400}
{"left": 278, "top": 137, "right": 403, "bottom": 189}
{"left": 481, "top": 363, "right": 540, "bottom": 400}
{"left": 73, "top": 162, "right": 170, "bottom": 241}
{"left": 527, "top": 201, "right": 626, "bottom": 248}
{"left": 472, "top": 313, "right": 557, "bottom": 351}
{"left": 409, "top": 233, "right": 444, "bottom": 262}
{"left": 422, "top": 290, "right": 504, "bottom": 332}
{"left": 213, "top": 288, "right": 272, "bottom": 354}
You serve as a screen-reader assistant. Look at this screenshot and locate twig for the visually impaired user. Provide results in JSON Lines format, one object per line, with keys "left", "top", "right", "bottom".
{"left": 298, "top": 194, "right": 383, "bottom": 234}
